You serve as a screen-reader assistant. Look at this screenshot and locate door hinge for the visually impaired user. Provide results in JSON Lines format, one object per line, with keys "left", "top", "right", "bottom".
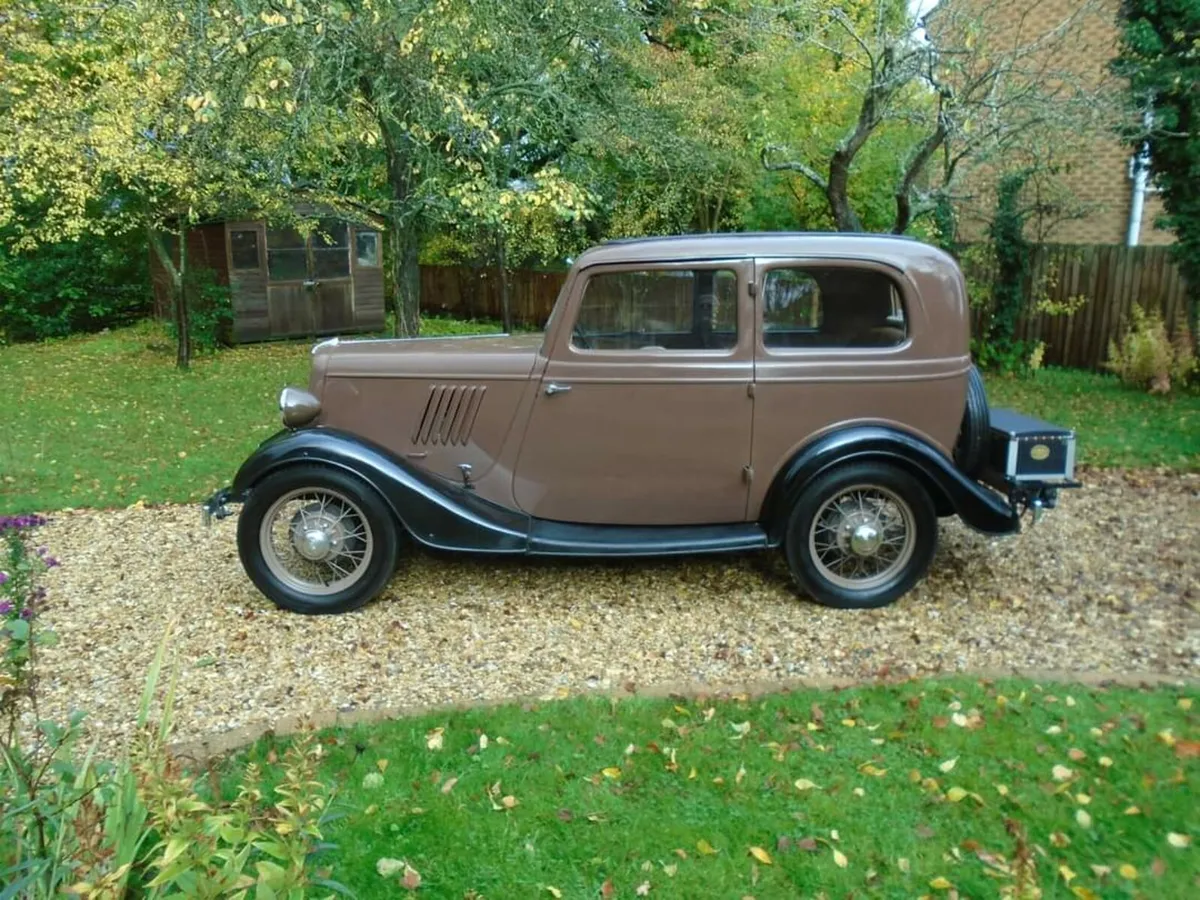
{"left": 747, "top": 383, "right": 755, "bottom": 398}
{"left": 742, "top": 465, "right": 754, "bottom": 483}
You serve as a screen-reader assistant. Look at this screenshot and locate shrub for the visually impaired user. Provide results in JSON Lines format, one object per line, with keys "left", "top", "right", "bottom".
{"left": 2, "top": 517, "right": 340, "bottom": 899}
{"left": 0, "top": 232, "right": 150, "bottom": 344}
{"left": 1106, "top": 305, "right": 1197, "bottom": 394}
{"left": 164, "top": 265, "right": 234, "bottom": 354}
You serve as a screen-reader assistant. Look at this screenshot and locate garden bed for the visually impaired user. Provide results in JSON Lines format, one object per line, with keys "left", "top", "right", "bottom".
{"left": 31, "top": 468, "right": 1199, "bottom": 755}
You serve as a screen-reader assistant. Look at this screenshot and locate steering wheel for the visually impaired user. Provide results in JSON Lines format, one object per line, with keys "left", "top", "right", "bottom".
{"left": 572, "top": 322, "right": 592, "bottom": 349}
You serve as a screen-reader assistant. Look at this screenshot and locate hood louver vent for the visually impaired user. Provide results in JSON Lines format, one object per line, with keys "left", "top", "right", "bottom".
{"left": 413, "top": 384, "right": 486, "bottom": 446}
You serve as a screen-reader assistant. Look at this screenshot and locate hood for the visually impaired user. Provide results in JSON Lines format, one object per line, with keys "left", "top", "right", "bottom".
{"left": 313, "top": 332, "right": 544, "bottom": 381}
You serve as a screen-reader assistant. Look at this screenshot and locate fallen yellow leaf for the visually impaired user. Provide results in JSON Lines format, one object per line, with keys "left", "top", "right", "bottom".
{"left": 1052, "top": 764, "right": 1074, "bottom": 781}
{"left": 1067, "top": 748, "right": 1086, "bottom": 761}
{"left": 939, "top": 757, "right": 958, "bottom": 773}
{"left": 425, "top": 727, "right": 445, "bottom": 751}
{"left": 749, "top": 846, "right": 772, "bottom": 865}
{"left": 736, "top": 764, "right": 746, "bottom": 785}
{"left": 501, "top": 795, "right": 518, "bottom": 809}
{"left": 1099, "top": 756, "right": 1113, "bottom": 768}
{"left": 376, "top": 759, "right": 390, "bottom": 773}
{"left": 697, "top": 839, "right": 718, "bottom": 856}
{"left": 1075, "top": 809, "right": 1093, "bottom": 829}
{"left": 1118, "top": 863, "right": 1138, "bottom": 880}
{"left": 636, "top": 882, "right": 650, "bottom": 896}
{"left": 1179, "top": 698, "right": 1193, "bottom": 711}
{"left": 1059, "top": 864, "right": 1076, "bottom": 883}
{"left": 946, "top": 786, "right": 968, "bottom": 803}
{"left": 545, "top": 888, "right": 562, "bottom": 898}
{"left": 1071, "top": 888, "right": 1099, "bottom": 900}
{"left": 994, "top": 783, "right": 1009, "bottom": 796}
{"left": 794, "top": 778, "right": 820, "bottom": 791}
{"left": 841, "top": 718, "right": 856, "bottom": 727}
{"left": 602, "top": 767, "right": 622, "bottom": 779}
{"left": 897, "top": 857, "right": 910, "bottom": 873}
{"left": 1124, "top": 805, "right": 1141, "bottom": 815}
{"left": 440, "top": 776, "right": 458, "bottom": 794}
{"left": 1167, "top": 832, "right": 1191, "bottom": 849}
{"left": 930, "top": 876, "right": 953, "bottom": 890}
{"left": 832, "top": 848, "right": 848, "bottom": 868}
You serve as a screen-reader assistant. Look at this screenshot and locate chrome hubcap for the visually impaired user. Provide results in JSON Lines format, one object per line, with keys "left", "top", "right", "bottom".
{"left": 260, "top": 489, "right": 373, "bottom": 596}
{"left": 808, "top": 484, "right": 915, "bottom": 590}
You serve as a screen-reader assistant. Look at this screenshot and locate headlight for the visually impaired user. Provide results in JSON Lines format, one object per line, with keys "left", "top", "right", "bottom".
{"left": 279, "top": 386, "right": 321, "bottom": 428}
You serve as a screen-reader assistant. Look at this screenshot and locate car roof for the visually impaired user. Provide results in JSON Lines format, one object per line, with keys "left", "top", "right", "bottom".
{"left": 574, "top": 231, "right": 949, "bottom": 272}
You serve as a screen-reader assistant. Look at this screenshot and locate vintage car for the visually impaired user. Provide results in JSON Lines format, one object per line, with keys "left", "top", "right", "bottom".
{"left": 202, "top": 232, "right": 1078, "bottom": 615}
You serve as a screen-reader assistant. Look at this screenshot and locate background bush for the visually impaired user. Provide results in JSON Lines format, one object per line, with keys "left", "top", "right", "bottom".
{"left": 0, "top": 230, "right": 151, "bottom": 344}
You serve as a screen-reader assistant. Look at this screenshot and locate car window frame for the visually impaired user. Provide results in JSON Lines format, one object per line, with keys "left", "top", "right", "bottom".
{"left": 753, "top": 257, "right": 918, "bottom": 358}
{"left": 550, "top": 258, "right": 755, "bottom": 361}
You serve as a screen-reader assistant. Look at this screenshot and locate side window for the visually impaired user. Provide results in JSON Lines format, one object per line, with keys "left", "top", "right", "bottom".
{"left": 762, "top": 266, "right": 906, "bottom": 349}
{"left": 355, "top": 231, "right": 380, "bottom": 267}
{"left": 311, "top": 219, "right": 350, "bottom": 278}
{"left": 572, "top": 268, "right": 738, "bottom": 352}
{"left": 229, "top": 229, "right": 261, "bottom": 271}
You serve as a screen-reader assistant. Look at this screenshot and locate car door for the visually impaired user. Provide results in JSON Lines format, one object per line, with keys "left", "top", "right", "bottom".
{"left": 512, "top": 260, "right": 755, "bottom": 526}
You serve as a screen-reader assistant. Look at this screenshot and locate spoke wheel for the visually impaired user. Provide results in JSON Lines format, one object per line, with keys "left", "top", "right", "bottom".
{"left": 807, "top": 484, "right": 915, "bottom": 591}
{"left": 260, "top": 488, "right": 374, "bottom": 595}
{"left": 784, "top": 462, "right": 937, "bottom": 609}
{"left": 237, "top": 465, "right": 400, "bottom": 615}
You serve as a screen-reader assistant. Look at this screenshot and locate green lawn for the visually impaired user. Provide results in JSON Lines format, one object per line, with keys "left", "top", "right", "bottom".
{"left": 0, "top": 324, "right": 1196, "bottom": 514}
{"left": 986, "top": 367, "right": 1200, "bottom": 471}
{"left": 229, "top": 678, "right": 1199, "bottom": 899}
{"left": 0, "top": 319, "right": 500, "bottom": 514}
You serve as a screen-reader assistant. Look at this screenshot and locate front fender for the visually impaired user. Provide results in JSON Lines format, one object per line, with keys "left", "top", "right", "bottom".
{"left": 760, "top": 425, "right": 1019, "bottom": 543}
{"left": 230, "top": 427, "right": 529, "bottom": 553}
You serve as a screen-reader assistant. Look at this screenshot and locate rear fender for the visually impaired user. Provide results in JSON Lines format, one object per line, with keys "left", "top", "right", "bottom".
{"left": 230, "top": 427, "right": 529, "bottom": 553}
{"left": 759, "top": 425, "right": 1019, "bottom": 544}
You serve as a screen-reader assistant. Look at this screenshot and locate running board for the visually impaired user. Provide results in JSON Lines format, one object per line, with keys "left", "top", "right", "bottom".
{"left": 528, "top": 520, "right": 769, "bottom": 557}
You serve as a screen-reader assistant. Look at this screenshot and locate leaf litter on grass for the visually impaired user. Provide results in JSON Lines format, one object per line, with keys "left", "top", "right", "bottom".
{"left": 230, "top": 678, "right": 1199, "bottom": 899}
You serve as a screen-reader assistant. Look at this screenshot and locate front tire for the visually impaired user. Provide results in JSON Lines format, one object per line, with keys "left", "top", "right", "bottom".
{"left": 236, "top": 465, "right": 399, "bottom": 614}
{"left": 784, "top": 462, "right": 937, "bottom": 609}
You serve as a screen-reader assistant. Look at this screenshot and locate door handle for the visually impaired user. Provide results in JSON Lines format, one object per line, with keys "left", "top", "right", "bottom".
{"left": 544, "top": 382, "right": 571, "bottom": 396}
{"left": 303, "top": 279, "right": 321, "bottom": 288}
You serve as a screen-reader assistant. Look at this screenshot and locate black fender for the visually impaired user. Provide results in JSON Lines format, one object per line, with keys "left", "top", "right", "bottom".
{"left": 759, "top": 425, "right": 1020, "bottom": 544}
{"left": 229, "top": 427, "right": 530, "bottom": 553}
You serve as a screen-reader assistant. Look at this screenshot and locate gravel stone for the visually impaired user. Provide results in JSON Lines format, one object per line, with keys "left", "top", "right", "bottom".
{"left": 31, "top": 467, "right": 1200, "bottom": 754}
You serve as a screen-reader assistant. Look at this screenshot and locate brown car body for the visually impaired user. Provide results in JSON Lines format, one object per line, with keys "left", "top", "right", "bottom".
{"left": 205, "top": 232, "right": 1078, "bottom": 614}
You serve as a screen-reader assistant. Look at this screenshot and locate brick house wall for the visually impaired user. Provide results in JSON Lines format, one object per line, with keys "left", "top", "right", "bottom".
{"left": 942, "top": 0, "right": 1174, "bottom": 246}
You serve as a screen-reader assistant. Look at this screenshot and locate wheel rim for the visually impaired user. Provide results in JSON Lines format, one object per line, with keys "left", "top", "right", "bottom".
{"left": 259, "top": 488, "right": 374, "bottom": 596}
{"left": 807, "top": 483, "right": 916, "bottom": 591}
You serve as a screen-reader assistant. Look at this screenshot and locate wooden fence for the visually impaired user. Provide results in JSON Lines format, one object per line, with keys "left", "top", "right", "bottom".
{"left": 961, "top": 244, "right": 1192, "bottom": 371}
{"left": 419, "top": 245, "right": 1193, "bottom": 371}
{"left": 419, "top": 265, "right": 566, "bottom": 327}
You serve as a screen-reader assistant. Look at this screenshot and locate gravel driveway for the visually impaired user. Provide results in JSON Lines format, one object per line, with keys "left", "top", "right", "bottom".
{"left": 33, "top": 468, "right": 1199, "bottom": 752}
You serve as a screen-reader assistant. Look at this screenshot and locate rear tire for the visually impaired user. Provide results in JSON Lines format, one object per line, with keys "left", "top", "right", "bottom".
{"left": 953, "top": 364, "right": 990, "bottom": 477}
{"left": 236, "top": 465, "right": 399, "bottom": 615}
{"left": 784, "top": 462, "right": 937, "bottom": 609}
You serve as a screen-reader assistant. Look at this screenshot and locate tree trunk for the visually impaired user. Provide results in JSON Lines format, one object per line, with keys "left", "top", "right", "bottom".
{"left": 826, "top": 151, "right": 864, "bottom": 232}
{"left": 387, "top": 216, "right": 420, "bottom": 337}
{"left": 147, "top": 225, "right": 190, "bottom": 369}
{"left": 497, "top": 228, "right": 512, "bottom": 334}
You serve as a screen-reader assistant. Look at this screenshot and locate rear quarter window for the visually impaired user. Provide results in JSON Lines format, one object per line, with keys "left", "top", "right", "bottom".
{"left": 763, "top": 266, "right": 906, "bottom": 350}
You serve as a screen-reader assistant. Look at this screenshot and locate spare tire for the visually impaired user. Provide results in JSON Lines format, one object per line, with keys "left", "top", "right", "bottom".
{"left": 953, "top": 363, "right": 989, "bottom": 477}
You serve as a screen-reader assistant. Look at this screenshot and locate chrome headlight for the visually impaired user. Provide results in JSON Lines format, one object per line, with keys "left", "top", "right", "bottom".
{"left": 279, "top": 386, "right": 321, "bottom": 428}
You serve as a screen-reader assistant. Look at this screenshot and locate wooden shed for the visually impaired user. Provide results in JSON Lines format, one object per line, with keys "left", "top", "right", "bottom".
{"left": 150, "top": 211, "right": 385, "bottom": 343}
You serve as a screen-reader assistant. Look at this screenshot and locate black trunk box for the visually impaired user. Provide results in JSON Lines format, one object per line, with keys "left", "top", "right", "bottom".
{"left": 984, "top": 407, "right": 1076, "bottom": 485}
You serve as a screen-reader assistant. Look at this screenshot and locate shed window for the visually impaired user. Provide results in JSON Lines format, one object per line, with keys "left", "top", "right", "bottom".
{"left": 572, "top": 268, "right": 738, "bottom": 352}
{"left": 267, "top": 226, "right": 308, "bottom": 281}
{"left": 311, "top": 219, "right": 350, "bottom": 279}
{"left": 762, "top": 266, "right": 906, "bottom": 349}
{"left": 229, "top": 230, "right": 261, "bottom": 271}
{"left": 355, "top": 231, "right": 380, "bottom": 267}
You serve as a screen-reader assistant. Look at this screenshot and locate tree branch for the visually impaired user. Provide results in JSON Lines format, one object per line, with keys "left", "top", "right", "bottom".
{"left": 760, "top": 145, "right": 828, "bottom": 190}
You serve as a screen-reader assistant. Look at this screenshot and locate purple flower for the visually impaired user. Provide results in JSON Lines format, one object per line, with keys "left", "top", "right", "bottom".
{"left": 19, "top": 607, "right": 33, "bottom": 620}
{"left": 0, "top": 601, "right": 13, "bottom": 615}
{"left": 0, "top": 571, "right": 8, "bottom": 586}
{"left": 0, "top": 514, "right": 48, "bottom": 532}
{"left": 43, "top": 556, "right": 60, "bottom": 569}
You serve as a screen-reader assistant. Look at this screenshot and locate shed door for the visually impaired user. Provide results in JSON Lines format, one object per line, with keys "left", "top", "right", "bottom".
{"left": 265, "top": 220, "right": 355, "bottom": 337}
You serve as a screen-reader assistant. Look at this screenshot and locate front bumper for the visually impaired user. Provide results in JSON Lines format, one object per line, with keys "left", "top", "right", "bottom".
{"left": 201, "top": 487, "right": 238, "bottom": 526}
